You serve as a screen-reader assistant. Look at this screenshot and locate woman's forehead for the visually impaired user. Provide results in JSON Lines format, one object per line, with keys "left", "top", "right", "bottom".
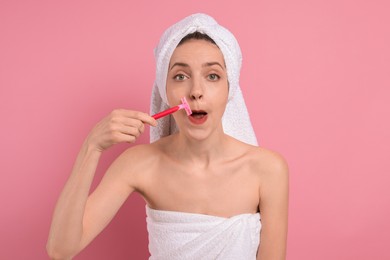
{"left": 169, "top": 39, "right": 225, "bottom": 67}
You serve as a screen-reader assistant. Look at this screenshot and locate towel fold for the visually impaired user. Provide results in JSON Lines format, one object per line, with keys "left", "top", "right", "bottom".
{"left": 146, "top": 205, "right": 261, "bottom": 260}
{"left": 150, "top": 13, "right": 258, "bottom": 145}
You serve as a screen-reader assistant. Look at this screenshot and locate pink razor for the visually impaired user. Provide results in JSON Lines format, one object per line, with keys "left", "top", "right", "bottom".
{"left": 152, "top": 97, "right": 192, "bottom": 120}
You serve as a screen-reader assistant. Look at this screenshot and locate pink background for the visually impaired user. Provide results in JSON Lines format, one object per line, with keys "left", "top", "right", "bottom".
{"left": 1, "top": 0, "right": 389, "bottom": 259}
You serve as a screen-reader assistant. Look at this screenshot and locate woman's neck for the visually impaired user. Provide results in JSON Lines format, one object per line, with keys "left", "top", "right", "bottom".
{"left": 170, "top": 131, "right": 230, "bottom": 169}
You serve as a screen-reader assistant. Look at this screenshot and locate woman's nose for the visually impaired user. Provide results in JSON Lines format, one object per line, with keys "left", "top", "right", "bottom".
{"left": 189, "top": 79, "right": 203, "bottom": 100}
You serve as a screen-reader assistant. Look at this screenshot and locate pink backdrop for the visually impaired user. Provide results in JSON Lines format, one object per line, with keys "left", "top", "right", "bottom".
{"left": 1, "top": 0, "right": 389, "bottom": 259}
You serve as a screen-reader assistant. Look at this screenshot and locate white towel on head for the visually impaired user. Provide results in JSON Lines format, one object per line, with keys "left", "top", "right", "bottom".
{"left": 150, "top": 13, "right": 258, "bottom": 145}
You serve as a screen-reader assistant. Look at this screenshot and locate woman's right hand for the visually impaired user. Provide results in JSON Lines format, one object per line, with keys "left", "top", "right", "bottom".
{"left": 86, "top": 109, "right": 157, "bottom": 152}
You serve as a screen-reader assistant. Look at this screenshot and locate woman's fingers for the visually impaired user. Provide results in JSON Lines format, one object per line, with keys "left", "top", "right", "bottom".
{"left": 115, "top": 110, "right": 157, "bottom": 127}
{"left": 111, "top": 131, "right": 138, "bottom": 144}
{"left": 116, "top": 124, "right": 143, "bottom": 138}
{"left": 121, "top": 117, "right": 145, "bottom": 133}
{"left": 94, "top": 109, "right": 157, "bottom": 150}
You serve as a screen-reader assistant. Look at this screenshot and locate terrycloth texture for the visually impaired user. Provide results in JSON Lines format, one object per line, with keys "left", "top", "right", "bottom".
{"left": 150, "top": 13, "right": 258, "bottom": 145}
{"left": 146, "top": 205, "right": 261, "bottom": 260}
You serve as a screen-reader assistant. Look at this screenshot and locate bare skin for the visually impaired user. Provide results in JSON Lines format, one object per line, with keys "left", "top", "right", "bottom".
{"left": 47, "top": 39, "right": 288, "bottom": 260}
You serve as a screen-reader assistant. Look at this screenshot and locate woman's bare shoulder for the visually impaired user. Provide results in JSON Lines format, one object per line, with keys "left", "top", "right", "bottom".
{"left": 121, "top": 142, "right": 158, "bottom": 155}
{"left": 227, "top": 137, "right": 288, "bottom": 175}
{"left": 108, "top": 143, "right": 161, "bottom": 174}
{"left": 248, "top": 145, "right": 289, "bottom": 179}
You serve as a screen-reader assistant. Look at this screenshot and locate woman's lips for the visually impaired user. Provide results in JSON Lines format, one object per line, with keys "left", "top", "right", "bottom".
{"left": 188, "top": 110, "right": 208, "bottom": 125}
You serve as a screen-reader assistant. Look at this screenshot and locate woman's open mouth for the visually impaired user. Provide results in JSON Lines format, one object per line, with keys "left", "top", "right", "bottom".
{"left": 189, "top": 110, "right": 208, "bottom": 124}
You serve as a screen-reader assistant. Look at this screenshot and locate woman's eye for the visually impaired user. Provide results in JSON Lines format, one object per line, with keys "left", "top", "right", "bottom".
{"left": 174, "top": 74, "right": 187, "bottom": 81}
{"left": 208, "top": 74, "right": 220, "bottom": 81}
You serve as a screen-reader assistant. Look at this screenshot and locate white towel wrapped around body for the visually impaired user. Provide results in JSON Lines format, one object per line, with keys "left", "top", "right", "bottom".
{"left": 146, "top": 205, "right": 261, "bottom": 260}
{"left": 150, "top": 13, "right": 258, "bottom": 146}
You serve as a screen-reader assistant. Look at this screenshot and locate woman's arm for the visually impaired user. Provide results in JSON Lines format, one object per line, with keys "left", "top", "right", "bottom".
{"left": 257, "top": 151, "right": 289, "bottom": 260}
{"left": 46, "top": 110, "right": 156, "bottom": 260}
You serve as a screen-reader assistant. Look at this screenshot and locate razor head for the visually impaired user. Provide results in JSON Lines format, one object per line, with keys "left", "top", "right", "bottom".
{"left": 181, "top": 97, "right": 192, "bottom": 116}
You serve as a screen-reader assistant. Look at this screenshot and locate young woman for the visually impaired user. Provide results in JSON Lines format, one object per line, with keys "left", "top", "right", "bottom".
{"left": 47, "top": 13, "right": 288, "bottom": 260}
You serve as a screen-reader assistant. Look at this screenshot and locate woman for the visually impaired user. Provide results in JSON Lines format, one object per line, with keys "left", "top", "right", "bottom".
{"left": 47, "top": 13, "right": 288, "bottom": 259}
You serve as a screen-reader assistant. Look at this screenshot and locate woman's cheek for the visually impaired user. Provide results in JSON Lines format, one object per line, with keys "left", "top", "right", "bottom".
{"left": 167, "top": 87, "right": 186, "bottom": 106}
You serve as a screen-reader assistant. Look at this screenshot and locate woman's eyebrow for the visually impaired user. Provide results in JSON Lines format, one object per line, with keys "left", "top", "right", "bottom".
{"left": 203, "top": 62, "right": 225, "bottom": 70}
{"left": 170, "top": 61, "right": 225, "bottom": 71}
{"left": 170, "top": 62, "right": 189, "bottom": 70}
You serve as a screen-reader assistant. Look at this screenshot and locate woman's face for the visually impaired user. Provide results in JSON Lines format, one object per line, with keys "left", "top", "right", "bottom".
{"left": 166, "top": 39, "right": 229, "bottom": 141}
